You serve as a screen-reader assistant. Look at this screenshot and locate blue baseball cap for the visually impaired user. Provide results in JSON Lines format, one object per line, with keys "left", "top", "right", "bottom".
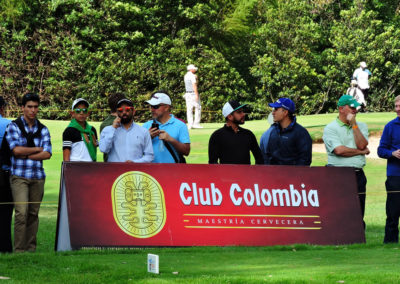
{"left": 268, "top": 98, "right": 295, "bottom": 113}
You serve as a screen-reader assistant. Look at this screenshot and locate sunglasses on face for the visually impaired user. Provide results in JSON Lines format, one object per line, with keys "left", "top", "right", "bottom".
{"left": 150, "top": 104, "right": 166, "bottom": 109}
{"left": 74, "top": 108, "right": 88, "bottom": 114}
{"left": 117, "top": 106, "right": 134, "bottom": 112}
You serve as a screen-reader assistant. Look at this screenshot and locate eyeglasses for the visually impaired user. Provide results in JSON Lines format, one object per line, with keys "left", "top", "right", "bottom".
{"left": 74, "top": 108, "right": 88, "bottom": 114}
{"left": 150, "top": 104, "right": 166, "bottom": 109}
{"left": 117, "top": 106, "right": 134, "bottom": 112}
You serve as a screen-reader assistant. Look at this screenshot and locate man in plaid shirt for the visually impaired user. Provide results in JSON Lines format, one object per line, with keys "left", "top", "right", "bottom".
{"left": 5, "top": 93, "right": 52, "bottom": 252}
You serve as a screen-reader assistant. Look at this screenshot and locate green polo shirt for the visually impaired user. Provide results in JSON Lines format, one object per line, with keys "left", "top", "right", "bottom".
{"left": 323, "top": 118, "right": 368, "bottom": 168}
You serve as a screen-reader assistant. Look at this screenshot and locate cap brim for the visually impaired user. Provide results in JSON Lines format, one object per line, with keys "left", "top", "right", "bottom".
{"left": 233, "top": 104, "right": 247, "bottom": 112}
{"left": 146, "top": 98, "right": 160, "bottom": 105}
{"left": 268, "top": 102, "right": 281, "bottom": 108}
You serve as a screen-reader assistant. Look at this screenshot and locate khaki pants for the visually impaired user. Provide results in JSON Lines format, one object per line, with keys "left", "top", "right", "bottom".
{"left": 10, "top": 175, "right": 45, "bottom": 252}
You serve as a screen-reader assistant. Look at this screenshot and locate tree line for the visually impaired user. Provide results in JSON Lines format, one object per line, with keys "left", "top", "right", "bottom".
{"left": 1, "top": 0, "right": 400, "bottom": 121}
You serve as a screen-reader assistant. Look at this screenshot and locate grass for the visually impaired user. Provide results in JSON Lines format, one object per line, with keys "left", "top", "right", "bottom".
{"left": 1, "top": 112, "right": 399, "bottom": 283}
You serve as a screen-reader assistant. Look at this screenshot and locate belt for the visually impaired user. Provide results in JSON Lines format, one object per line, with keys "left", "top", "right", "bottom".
{"left": 186, "top": 91, "right": 195, "bottom": 93}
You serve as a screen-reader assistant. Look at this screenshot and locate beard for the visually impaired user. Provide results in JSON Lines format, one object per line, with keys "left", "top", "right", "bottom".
{"left": 233, "top": 117, "right": 244, "bottom": 125}
{"left": 120, "top": 114, "right": 133, "bottom": 124}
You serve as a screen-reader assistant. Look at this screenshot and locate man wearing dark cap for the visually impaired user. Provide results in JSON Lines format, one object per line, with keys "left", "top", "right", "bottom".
{"left": 260, "top": 98, "right": 312, "bottom": 165}
{"left": 5, "top": 93, "right": 52, "bottom": 252}
{"left": 208, "top": 100, "right": 264, "bottom": 164}
{"left": 99, "top": 98, "right": 153, "bottom": 163}
{"left": 0, "top": 96, "right": 13, "bottom": 253}
{"left": 323, "top": 94, "right": 370, "bottom": 228}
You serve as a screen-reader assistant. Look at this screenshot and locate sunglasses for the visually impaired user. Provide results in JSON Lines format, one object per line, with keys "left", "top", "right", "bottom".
{"left": 74, "top": 108, "right": 88, "bottom": 114}
{"left": 150, "top": 104, "right": 166, "bottom": 109}
{"left": 117, "top": 106, "right": 134, "bottom": 112}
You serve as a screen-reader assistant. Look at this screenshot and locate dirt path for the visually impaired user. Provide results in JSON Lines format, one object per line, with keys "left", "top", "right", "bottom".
{"left": 313, "top": 135, "right": 381, "bottom": 159}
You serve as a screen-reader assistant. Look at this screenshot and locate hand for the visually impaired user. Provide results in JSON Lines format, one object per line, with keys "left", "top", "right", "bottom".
{"left": 125, "top": 160, "right": 134, "bottom": 163}
{"left": 149, "top": 127, "right": 161, "bottom": 139}
{"left": 346, "top": 113, "right": 356, "bottom": 126}
{"left": 362, "top": 147, "right": 370, "bottom": 155}
{"left": 392, "top": 149, "right": 400, "bottom": 159}
{"left": 112, "top": 117, "right": 121, "bottom": 128}
{"left": 158, "top": 130, "right": 171, "bottom": 142}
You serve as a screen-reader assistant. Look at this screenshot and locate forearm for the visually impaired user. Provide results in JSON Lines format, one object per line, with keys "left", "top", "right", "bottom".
{"left": 168, "top": 138, "right": 190, "bottom": 156}
{"left": 352, "top": 126, "right": 368, "bottom": 149}
{"left": 333, "top": 146, "right": 367, "bottom": 157}
{"left": 28, "top": 151, "right": 51, "bottom": 161}
{"left": 12, "top": 146, "right": 42, "bottom": 156}
{"left": 63, "top": 149, "right": 71, "bottom": 161}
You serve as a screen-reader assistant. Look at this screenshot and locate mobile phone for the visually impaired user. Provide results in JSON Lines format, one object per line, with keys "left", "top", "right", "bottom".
{"left": 151, "top": 120, "right": 159, "bottom": 130}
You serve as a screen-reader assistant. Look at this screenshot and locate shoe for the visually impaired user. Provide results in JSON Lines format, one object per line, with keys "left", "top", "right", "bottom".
{"left": 192, "top": 125, "right": 203, "bottom": 129}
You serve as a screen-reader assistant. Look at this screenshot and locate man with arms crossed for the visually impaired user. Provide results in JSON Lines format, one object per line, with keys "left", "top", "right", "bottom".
{"left": 378, "top": 95, "right": 400, "bottom": 243}
{"left": 260, "top": 98, "right": 312, "bottom": 165}
{"left": 100, "top": 98, "right": 153, "bottom": 163}
{"left": 209, "top": 100, "right": 264, "bottom": 165}
{"left": 143, "top": 91, "right": 190, "bottom": 163}
{"left": 323, "top": 95, "right": 369, "bottom": 228}
{"left": 6, "top": 93, "right": 52, "bottom": 252}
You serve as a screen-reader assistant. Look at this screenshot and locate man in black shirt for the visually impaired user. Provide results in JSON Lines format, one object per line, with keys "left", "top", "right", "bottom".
{"left": 208, "top": 100, "right": 264, "bottom": 165}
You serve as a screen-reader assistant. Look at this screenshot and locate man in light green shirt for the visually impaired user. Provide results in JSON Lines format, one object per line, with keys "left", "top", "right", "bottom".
{"left": 323, "top": 95, "right": 370, "bottom": 228}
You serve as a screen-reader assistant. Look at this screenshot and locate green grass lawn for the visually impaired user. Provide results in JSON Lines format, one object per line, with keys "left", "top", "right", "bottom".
{"left": 1, "top": 112, "right": 399, "bottom": 283}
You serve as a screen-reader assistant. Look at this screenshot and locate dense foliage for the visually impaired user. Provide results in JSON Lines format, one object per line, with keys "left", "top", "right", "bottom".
{"left": 1, "top": 0, "right": 400, "bottom": 121}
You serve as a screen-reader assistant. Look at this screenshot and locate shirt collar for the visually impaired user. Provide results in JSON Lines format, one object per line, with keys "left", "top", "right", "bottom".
{"left": 336, "top": 117, "right": 351, "bottom": 129}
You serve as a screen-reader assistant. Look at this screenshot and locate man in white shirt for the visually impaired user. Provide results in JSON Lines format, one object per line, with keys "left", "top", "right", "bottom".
{"left": 184, "top": 64, "right": 202, "bottom": 129}
{"left": 99, "top": 98, "right": 153, "bottom": 163}
{"left": 353, "top": 61, "right": 372, "bottom": 102}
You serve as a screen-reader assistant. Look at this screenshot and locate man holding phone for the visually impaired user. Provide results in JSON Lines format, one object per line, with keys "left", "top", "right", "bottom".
{"left": 143, "top": 91, "right": 190, "bottom": 163}
{"left": 99, "top": 98, "right": 153, "bottom": 163}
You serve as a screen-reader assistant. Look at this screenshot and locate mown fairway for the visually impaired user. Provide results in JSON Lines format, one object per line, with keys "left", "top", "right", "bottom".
{"left": 0, "top": 112, "right": 399, "bottom": 283}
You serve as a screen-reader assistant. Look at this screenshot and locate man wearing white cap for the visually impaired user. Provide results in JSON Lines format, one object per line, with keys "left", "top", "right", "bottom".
{"left": 184, "top": 64, "right": 202, "bottom": 129}
{"left": 347, "top": 80, "right": 366, "bottom": 112}
{"left": 208, "top": 100, "right": 263, "bottom": 164}
{"left": 353, "top": 61, "right": 372, "bottom": 102}
{"left": 100, "top": 98, "right": 153, "bottom": 163}
{"left": 143, "top": 91, "right": 190, "bottom": 163}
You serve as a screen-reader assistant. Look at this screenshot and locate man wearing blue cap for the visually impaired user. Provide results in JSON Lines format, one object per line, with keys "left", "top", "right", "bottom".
{"left": 260, "top": 98, "right": 312, "bottom": 165}
{"left": 323, "top": 95, "right": 370, "bottom": 228}
{"left": 208, "top": 100, "right": 263, "bottom": 164}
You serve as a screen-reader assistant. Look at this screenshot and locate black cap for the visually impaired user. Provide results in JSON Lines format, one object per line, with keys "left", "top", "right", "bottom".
{"left": 116, "top": 98, "right": 134, "bottom": 107}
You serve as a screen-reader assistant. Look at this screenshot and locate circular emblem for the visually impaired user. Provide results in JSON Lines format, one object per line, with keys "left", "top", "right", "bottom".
{"left": 111, "top": 171, "right": 166, "bottom": 238}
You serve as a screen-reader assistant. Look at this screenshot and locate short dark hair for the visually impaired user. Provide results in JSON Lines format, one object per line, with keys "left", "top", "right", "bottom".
{"left": 108, "top": 93, "right": 126, "bottom": 113}
{"left": 21, "top": 93, "right": 40, "bottom": 106}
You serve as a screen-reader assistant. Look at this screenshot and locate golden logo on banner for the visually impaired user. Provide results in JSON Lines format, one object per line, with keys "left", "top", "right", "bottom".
{"left": 111, "top": 171, "right": 166, "bottom": 238}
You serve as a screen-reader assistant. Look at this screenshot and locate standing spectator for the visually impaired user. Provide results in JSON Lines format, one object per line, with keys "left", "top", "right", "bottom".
{"left": 353, "top": 61, "right": 372, "bottom": 103}
{"left": 6, "top": 93, "right": 52, "bottom": 252}
{"left": 100, "top": 93, "right": 126, "bottom": 162}
{"left": 260, "top": 98, "right": 312, "bottom": 165}
{"left": 347, "top": 80, "right": 367, "bottom": 112}
{"left": 143, "top": 91, "right": 190, "bottom": 163}
{"left": 209, "top": 100, "right": 264, "bottom": 165}
{"left": 184, "top": 64, "right": 202, "bottom": 129}
{"left": 323, "top": 95, "right": 369, "bottom": 228}
{"left": 99, "top": 98, "right": 153, "bottom": 163}
{"left": 377, "top": 95, "right": 400, "bottom": 243}
{"left": 0, "top": 96, "right": 12, "bottom": 253}
{"left": 63, "top": 98, "right": 98, "bottom": 162}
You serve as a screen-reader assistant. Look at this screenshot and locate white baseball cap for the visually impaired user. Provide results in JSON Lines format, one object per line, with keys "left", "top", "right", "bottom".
{"left": 72, "top": 98, "right": 89, "bottom": 110}
{"left": 187, "top": 64, "right": 198, "bottom": 71}
{"left": 222, "top": 100, "right": 247, "bottom": 117}
{"left": 360, "top": 61, "right": 367, "bottom": 68}
{"left": 146, "top": 92, "right": 172, "bottom": 106}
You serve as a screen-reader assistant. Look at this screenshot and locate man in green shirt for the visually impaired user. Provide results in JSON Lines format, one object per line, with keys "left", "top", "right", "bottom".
{"left": 323, "top": 95, "right": 370, "bottom": 228}
{"left": 100, "top": 93, "right": 125, "bottom": 161}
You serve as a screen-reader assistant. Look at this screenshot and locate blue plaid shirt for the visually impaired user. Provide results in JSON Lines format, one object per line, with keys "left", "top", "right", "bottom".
{"left": 5, "top": 117, "right": 52, "bottom": 179}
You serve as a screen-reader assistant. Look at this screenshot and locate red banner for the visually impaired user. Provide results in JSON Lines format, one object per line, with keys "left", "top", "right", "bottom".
{"left": 55, "top": 163, "right": 365, "bottom": 250}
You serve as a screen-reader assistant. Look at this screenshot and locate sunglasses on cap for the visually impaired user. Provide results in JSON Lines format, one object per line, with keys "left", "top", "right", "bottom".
{"left": 117, "top": 106, "right": 134, "bottom": 112}
{"left": 74, "top": 108, "right": 88, "bottom": 114}
{"left": 150, "top": 104, "right": 167, "bottom": 109}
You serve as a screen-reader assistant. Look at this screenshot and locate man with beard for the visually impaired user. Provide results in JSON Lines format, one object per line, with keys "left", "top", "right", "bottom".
{"left": 208, "top": 100, "right": 264, "bottom": 164}
{"left": 99, "top": 98, "right": 153, "bottom": 163}
{"left": 143, "top": 91, "right": 190, "bottom": 163}
{"left": 260, "top": 98, "right": 312, "bottom": 165}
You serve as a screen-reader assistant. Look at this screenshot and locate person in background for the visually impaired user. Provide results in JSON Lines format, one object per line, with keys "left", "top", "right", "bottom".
{"left": 99, "top": 98, "right": 153, "bottom": 163}
{"left": 353, "top": 61, "right": 372, "bottom": 103}
{"left": 0, "top": 96, "right": 12, "bottom": 253}
{"left": 377, "top": 95, "right": 400, "bottom": 243}
{"left": 184, "top": 64, "right": 203, "bottom": 129}
{"left": 347, "top": 79, "right": 367, "bottom": 112}
{"left": 209, "top": 100, "right": 264, "bottom": 165}
{"left": 100, "top": 93, "right": 126, "bottom": 162}
{"left": 63, "top": 98, "right": 98, "bottom": 162}
{"left": 323, "top": 95, "right": 369, "bottom": 228}
{"left": 6, "top": 93, "right": 52, "bottom": 252}
{"left": 260, "top": 98, "right": 312, "bottom": 166}
{"left": 143, "top": 91, "right": 190, "bottom": 163}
